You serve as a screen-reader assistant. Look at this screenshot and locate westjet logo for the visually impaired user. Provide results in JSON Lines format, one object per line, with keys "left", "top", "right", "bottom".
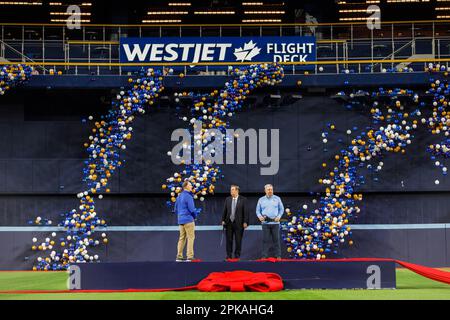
{"left": 122, "top": 41, "right": 263, "bottom": 63}
{"left": 120, "top": 37, "right": 316, "bottom": 64}
{"left": 123, "top": 43, "right": 236, "bottom": 63}
{"left": 233, "top": 41, "right": 261, "bottom": 62}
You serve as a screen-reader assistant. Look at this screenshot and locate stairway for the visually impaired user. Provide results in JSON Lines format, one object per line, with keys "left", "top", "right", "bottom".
{"left": 395, "top": 53, "right": 435, "bottom": 71}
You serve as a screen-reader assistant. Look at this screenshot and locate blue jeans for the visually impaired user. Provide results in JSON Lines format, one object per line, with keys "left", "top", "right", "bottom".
{"left": 262, "top": 223, "right": 281, "bottom": 258}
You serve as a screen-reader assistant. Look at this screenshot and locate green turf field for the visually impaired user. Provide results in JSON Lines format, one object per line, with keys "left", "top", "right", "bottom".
{"left": 0, "top": 268, "right": 449, "bottom": 300}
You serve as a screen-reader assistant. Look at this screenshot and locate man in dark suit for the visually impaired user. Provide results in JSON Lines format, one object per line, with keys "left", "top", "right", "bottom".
{"left": 221, "top": 185, "right": 249, "bottom": 260}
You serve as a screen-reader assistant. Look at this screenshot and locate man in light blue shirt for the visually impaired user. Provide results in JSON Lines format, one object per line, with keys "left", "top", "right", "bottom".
{"left": 256, "top": 184, "right": 284, "bottom": 259}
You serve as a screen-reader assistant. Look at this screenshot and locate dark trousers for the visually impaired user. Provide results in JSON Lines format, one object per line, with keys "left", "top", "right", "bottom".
{"left": 225, "top": 221, "right": 244, "bottom": 258}
{"left": 262, "top": 223, "right": 281, "bottom": 258}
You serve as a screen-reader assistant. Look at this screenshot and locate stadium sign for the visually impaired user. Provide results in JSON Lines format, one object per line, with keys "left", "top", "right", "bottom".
{"left": 119, "top": 36, "right": 316, "bottom": 64}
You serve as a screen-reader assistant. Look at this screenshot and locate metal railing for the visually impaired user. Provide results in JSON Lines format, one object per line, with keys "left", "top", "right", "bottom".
{"left": 0, "top": 39, "right": 49, "bottom": 72}
{"left": 1, "top": 36, "right": 445, "bottom": 74}
{"left": 1, "top": 20, "right": 449, "bottom": 41}
{"left": 0, "top": 20, "right": 449, "bottom": 75}
{"left": 0, "top": 58, "right": 448, "bottom": 76}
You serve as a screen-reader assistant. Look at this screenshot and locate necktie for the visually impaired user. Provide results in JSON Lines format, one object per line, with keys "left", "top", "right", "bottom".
{"left": 231, "top": 197, "right": 237, "bottom": 222}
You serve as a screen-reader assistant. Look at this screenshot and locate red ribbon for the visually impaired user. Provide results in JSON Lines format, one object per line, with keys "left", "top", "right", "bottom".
{"left": 197, "top": 270, "right": 283, "bottom": 292}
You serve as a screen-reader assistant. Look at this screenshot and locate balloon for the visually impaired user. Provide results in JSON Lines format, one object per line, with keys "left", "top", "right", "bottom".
{"left": 163, "top": 63, "right": 284, "bottom": 212}
{"left": 29, "top": 67, "right": 165, "bottom": 270}
{"left": 282, "top": 64, "right": 448, "bottom": 259}
{"left": 0, "top": 65, "right": 32, "bottom": 94}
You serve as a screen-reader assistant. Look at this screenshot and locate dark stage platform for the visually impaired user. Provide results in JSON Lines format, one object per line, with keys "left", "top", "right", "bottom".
{"left": 71, "top": 259, "right": 396, "bottom": 290}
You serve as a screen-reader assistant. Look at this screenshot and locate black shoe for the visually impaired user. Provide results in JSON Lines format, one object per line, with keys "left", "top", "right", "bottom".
{"left": 185, "top": 257, "right": 196, "bottom": 262}
{"left": 175, "top": 258, "right": 185, "bottom": 262}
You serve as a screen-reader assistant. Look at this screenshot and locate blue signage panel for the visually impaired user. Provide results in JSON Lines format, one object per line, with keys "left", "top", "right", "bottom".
{"left": 119, "top": 36, "right": 316, "bottom": 64}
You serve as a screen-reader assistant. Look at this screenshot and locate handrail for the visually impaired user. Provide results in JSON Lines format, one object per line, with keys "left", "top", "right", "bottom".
{"left": 382, "top": 39, "right": 414, "bottom": 61}
{"left": 0, "top": 39, "right": 48, "bottom": 72}
{"left": 66, "top": 41, "right": 119, "bottom": 45}
{"left": 0, "top": 58, "right": 445, "bottom": 67}
{"left": 0, "top": 19, "right": 450, "bottom": 28}
{"left": 372, "top": 39, "right": 415, "bottom": 69}
{"left": 63, "top": 39, "right": 347, "bottom": 45}
{"left": 66, "top": 37, "right": 347, "bottom": 44}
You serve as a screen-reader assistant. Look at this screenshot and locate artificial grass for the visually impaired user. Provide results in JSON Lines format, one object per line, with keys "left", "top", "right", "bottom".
{"left": 0, "top": 268, "right": 449, "bottom": 300}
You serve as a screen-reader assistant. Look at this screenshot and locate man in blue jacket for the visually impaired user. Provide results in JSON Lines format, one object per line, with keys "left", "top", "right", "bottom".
{"left": 174, "top": 180, "right": 199, "bottom": 261}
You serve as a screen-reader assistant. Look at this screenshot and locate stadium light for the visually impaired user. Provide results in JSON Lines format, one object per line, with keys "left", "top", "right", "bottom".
{"left": 50, "top": 19, "right": 90, "bottom": 22}
{"left": 147, "top": 11, "right": 189, "bottom": 15}
{"left": 49, "top": 2, "right": 91, "bottom": 5}
{"left": 168, "top": 2, "right": 191, "bottom": 6}
{"left": 386, "top": 0, "right": 422, "bottom": 3}
{"left": 194, "top": 11, "right": 235, "bottom": 15}
{"left": 142, "top": 20, "right": 182, "bottom": 23}
{"left": 0, "top": 1, "right": 42, "bottom": 5}
{"left": 242, "top": 19, "right": 282, "bottom": 22}
{"left": 244, "top": 11, "right": 285, "bottom": 14}
{"left": 50, "top": 12, "right": 91, "bottom": 15}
